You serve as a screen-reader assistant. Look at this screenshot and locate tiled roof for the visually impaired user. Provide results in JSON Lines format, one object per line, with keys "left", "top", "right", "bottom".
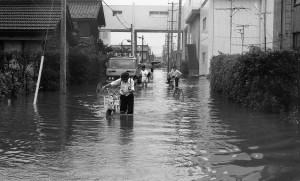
{"left": 68, "top": 0, "right": 106, "bottom": 26}
{"left": 68, "top": 1, "right": 100, "bottom": 19}
{"left": 0, "top": 4, "right": 61, "bottom": 31}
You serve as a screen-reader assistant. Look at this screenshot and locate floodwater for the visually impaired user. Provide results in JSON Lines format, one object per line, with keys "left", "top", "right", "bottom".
{"left": 0, "top": 68, "right": 300, "bottom": 181}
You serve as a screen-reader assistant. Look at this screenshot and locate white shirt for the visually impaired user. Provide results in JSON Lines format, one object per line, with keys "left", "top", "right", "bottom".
{"left": 110, "top": 78, "right": 135, "bottom": 96}
{"left": 141, "top": 69, "right": 148, "bottom": 78}
{"left": 170, "top": 69, "right": 182, "bottom": 77}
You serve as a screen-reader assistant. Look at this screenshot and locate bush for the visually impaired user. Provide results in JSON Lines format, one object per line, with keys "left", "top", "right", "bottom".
{"left": 40, "top": 52, "right": 60, "bottom": 91}
{"left": 210, "top": 50, "right": 300, "bottom": 113}
{"left": 0, "top": 50, "right": 42, "bottom": 99}
{"left": 68, "top": 48, "right": 89, "bottom": 84}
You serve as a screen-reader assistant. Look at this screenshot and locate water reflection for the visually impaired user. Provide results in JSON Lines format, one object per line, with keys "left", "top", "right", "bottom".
{"left": 1, "top": 69, "right": 300, "bottom": 180}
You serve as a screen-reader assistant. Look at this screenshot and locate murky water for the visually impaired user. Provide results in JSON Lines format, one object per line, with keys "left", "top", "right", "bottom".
{"left": 1, "top": 69, "right": 300, "bottom": 181}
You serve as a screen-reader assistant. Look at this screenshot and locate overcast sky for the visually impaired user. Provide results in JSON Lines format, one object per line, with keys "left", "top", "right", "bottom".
{"left": 106, "top": 0, "right": 183, "bottom": 57}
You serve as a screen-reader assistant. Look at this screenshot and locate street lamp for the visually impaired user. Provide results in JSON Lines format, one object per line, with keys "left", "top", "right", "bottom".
{"left": 121, "top": 39, "right": 131, "bottom": 55}
{"left": 138, "top": 36, "right": 144, "bottom": 63}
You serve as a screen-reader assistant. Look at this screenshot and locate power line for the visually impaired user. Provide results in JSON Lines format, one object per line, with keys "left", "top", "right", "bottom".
{"left": 216, "top": 0, "right": 251, "bottom": 54}
{"left": 102, "top": 0, "right": 130, "bottom": 30}
{"left": 31, "top": 0, "right": 56, "bottom": 54}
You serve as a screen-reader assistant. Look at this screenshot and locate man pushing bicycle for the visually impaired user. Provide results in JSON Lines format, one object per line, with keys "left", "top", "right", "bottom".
{"left": 102, "top": 72, "right": 135, "bottom": 114}
{"left": 167, "top": 65, "right": 182, "bottom": 87}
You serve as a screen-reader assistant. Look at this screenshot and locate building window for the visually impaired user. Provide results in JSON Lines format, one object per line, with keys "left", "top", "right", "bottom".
{"left": 293, "top": 33, "right": 300, "bottom": 51}
{"left": 149, "top": 11, "right": 168, "bottom": 17}
{"left": 295, "top": 0, "right": 300, "bottom": 6}
{"left": 113, "top": 10, "right": 122, "bottom": 16}
{"left": 202, "top": 52, "right": 206, "bottom": 63}
{"left": 203, "top": 17, "right": 207, "bottom": 30}
{"left": 77, "top": 22, "right": 90, "bottom": 37}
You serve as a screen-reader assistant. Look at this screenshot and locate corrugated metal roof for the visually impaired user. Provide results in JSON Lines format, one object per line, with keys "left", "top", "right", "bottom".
{"left": 0, "top": 4, "right": 61, "bottom": 31}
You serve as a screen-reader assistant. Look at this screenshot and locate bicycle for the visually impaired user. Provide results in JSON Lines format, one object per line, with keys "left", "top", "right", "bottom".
{"left": 169, "top": 77, "right": 184, "bottom": 99}
{"left": 96, "top": 83, "right": 120, "bottom": 116}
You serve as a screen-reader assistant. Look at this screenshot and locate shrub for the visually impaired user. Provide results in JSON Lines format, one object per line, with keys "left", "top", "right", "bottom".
{"left": 210, "top": 50, "right": 300, "bottom": 113}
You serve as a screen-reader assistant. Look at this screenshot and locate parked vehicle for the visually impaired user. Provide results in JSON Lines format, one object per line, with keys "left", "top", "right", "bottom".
{"left": 106, "top": 56, "right": 141, "bottom": 84}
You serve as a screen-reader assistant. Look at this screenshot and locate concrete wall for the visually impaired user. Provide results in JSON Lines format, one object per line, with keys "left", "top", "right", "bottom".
{"left": 273, "top": 0, "right": 300, "bottom": 50}
{"left": 294, "top": 6, "right": 300, "bottom": 33}
{"left": 200, "top": 0, "right": 209, "bottom": 75}
{"left": 102, "top": 5, "right": 173, "bottom": 31}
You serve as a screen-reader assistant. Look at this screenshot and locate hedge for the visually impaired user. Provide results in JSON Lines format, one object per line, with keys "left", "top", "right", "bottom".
{"left": 210, "top": 50, "right": 300, "bottom": 114}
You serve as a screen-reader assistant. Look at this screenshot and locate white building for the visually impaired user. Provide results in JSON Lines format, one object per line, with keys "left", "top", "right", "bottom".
{"left": 183, "top": 0, "right": 274, "bottom": 75}
{"left": 100, "top": 5, "right": 174, "bottom": 51}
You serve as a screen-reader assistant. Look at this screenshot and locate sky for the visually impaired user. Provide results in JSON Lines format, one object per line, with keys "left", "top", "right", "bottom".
{"left": 105, "top": 0, "right": 183, "bottom": 57}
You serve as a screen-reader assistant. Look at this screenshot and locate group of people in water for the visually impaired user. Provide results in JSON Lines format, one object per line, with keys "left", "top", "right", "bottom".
{"left": 102, "top": 65, "right": 182, "bottom": 115}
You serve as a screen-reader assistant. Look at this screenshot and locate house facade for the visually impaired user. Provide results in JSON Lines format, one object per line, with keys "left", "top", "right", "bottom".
{"left": 183, "top": 0, "right": 274, "bottom": 75}
{"left": 0, "top": 0, "right": 74, "bottom": 53}
{"left": 68, "top": 0, "right": 106, "bottom": 42}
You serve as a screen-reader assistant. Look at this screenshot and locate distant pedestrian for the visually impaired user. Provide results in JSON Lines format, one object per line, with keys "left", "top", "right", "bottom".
{"left": 140, "top": 65, "right": 148, "bottom": 88}
{"left": 150, "top": 65, "right": 154, "bottom": 79}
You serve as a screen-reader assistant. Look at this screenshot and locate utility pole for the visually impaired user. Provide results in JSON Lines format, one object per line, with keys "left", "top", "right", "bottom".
{"left": 141, "top": 35, "right": 144, "bottom": 63}
{"left": 263, "top": 0, "right": 267, "bottom": 51}
{"left": 236, "top": 24, "right": 249, "bottom": 54}
{"left": 167, "top": 32, "right": 170, "bottom": 72}
{"left": 168, "top": 2, "right": 177, "bottom": 67}
{"left": 216, "top": 0, "right": 250, "bottom": 54}
{"left": 60, "top": 0, "right": 66, "bottom": 94}
{"left": 254, "top": 0, "right": 270, "bottom": 51}
{"left": 170, "top": 2, "right": 174, "bottom": 66}
{"left": 131, "top": 24, "right": 134, "bottom": 56}
{"left": 230, "top": 0, "right": 233, "bottom": 54}
{"left": 177, "top": 0, "right": 182, "bottom": 69}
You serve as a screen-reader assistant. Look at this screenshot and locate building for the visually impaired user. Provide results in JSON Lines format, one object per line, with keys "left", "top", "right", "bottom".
{"left": 182, "top": 0, "right": 274, "bottom": 76}
{"left": 100, "top": 4, "right": 172, "bottom": 56}
{"left": 68, "top": 0, "right": 106, "bottom": 44}
{"left": 0, "top": 0, "right": 74, "bottom": 52}
{"left": 273, "top": 0, "right": 300, "bottom": 51}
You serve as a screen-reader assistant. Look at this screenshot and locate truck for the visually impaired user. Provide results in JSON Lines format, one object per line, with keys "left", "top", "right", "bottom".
{"left": 106, "top": 56, "right": 141, "bottom": 83}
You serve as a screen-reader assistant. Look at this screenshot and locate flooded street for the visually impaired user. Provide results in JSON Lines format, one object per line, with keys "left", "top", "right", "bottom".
{"left": 1, "top": 68, "right": 300, "bottom": 181}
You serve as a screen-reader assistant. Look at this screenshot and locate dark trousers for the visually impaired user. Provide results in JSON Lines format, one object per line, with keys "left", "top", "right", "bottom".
{"left": 120, "top": 93, "right": 134, "bottom": 114}
{"left": 175, "top": 77, "right": 179, "bottom": 87}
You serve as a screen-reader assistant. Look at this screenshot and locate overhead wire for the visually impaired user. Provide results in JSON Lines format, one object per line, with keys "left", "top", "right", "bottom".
{"left": 102, "top": 0, "right": 130, "bottom": 30}
{"left": 31, "top": 0, "right": 55, "bottom": 55}
{"left": 43, "top": 0, "right": 55, "bottom": 54}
